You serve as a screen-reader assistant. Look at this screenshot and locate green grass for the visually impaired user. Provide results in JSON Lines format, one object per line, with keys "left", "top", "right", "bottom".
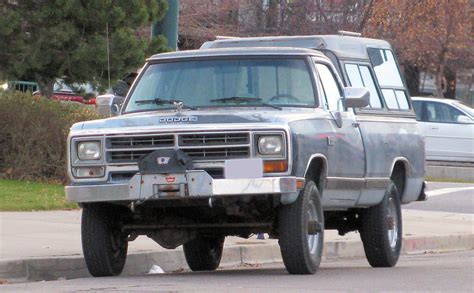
{"left": 425, "top": 176, "right": 474, "bottom": 184}
{"left": 0, "top": 179, "right": 78, "bottom": 211}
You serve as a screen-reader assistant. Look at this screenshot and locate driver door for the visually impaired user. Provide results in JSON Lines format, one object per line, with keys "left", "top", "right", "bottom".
{"left": 313, "top": 61, "right": 366, "bottom": 208}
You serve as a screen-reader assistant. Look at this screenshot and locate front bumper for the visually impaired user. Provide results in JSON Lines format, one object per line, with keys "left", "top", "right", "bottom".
{"left": 66, "top": 170, "right": 301, "bottom": 204}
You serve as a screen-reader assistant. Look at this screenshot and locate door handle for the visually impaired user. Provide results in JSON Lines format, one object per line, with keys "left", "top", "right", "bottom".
{"left": 430, "top": 126, "right": 439, "bottom": 130}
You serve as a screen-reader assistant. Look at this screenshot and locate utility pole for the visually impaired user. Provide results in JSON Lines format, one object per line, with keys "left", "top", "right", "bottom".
{"left": 151, "top": 0, "right": 179, "bottom": 51}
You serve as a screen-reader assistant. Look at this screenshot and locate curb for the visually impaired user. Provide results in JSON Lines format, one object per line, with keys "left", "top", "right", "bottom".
{"left": 1, "top": 234, "right": 472, "bottom": 282}
{"left": 426, "top": 165, "right": 474, "bottom": 181}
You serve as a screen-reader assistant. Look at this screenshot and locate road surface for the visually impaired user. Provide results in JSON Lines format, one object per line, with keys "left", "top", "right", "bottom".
{"left": 3, "top": 251, "right": 472, "bottom": 292}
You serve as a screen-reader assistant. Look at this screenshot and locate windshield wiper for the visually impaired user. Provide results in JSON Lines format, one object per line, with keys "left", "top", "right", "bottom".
{"left": 135, "top": 98, "right": 196, "bottom": 110}
{"left": 210, "top": 96, "right": 282, "bottom": 110}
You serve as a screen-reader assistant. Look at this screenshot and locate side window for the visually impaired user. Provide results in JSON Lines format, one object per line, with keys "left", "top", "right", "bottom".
{"left": 345, "top": 63, "right": 382, "bottom": 108}
{"left": 368, "top": 48, "right": 410, "bottom": 110}
{"left": 316, "top": 63, "right": 342, "bottom": 112}
{"left": 426, "top": 102, "right": 464, "bottom": 123}
{"left": 367, "top": 48, "right": 403, "bottom": 87}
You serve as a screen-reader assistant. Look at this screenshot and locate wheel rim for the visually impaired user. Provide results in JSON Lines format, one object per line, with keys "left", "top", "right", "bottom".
{"left": 387, "top": 197, "right": 399, "bottom": 250}
{"left": 307, "top": 199, "right": 321, "bottom": 256}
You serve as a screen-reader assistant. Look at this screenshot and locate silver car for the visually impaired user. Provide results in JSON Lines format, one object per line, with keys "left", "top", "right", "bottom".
{"left": 412, "top": 97, "right": 474, "bottom": 162}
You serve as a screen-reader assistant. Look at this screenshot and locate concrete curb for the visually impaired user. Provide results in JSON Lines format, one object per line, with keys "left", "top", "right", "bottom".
{"left": 1, "top": 234, "right": 472, "bottom": 282}
{"left": 426, "top": 165, "right": 474, "bottom": 181}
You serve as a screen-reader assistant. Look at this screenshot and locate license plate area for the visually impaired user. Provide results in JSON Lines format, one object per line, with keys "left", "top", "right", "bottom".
{"left": 134, "top": 173, "right": 188, "bottom": 199}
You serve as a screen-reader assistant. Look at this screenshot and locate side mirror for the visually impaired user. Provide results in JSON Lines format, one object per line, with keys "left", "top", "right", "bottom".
{"left": 96, "top": 94, "right": 124, "bottom": 117}
{"left": 457, "top": 115, "right": 472, "bottom": 124}
{"left": 343, "top": 87, "right": 370, "bottom": 108}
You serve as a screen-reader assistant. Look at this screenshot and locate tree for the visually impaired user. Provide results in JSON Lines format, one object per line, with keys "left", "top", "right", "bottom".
{"left": 0, "top": 0, "right": 169, "bottom": 97}
{"left": 179, "top": 0, "right": 376, "bottom": 48}
{"left": 365, "top": 0, "right": 473, "bottom": 98}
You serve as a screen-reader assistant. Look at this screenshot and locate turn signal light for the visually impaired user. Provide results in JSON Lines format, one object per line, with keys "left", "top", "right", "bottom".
{"left": 296, "top": 179, "right": 305, "bottom": 189}
{"left": 263, "top": 160, "right": 288, "bottom": 173}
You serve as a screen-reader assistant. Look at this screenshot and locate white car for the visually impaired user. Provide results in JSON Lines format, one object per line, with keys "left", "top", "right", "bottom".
{"left": 412, "top": 97, "right": 474, "bottom": 162}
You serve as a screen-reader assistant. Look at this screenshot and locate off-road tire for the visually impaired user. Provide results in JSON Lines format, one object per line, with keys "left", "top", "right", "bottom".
{"left": 183, "top": 235, "right": 225, "bottom": 271}
{"left": 81, "top": 204, "right": 128, "bottom": 277}
{"left": 279, "top": 180, "right": 324, "bottom": 275}
{"left": 359, "top": 182, "right": 402, "bottom": 267}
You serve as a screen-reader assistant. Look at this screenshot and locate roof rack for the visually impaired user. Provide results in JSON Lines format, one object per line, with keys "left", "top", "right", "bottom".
{"left": 338, "top": 30, "right": 362, "bottom": 37}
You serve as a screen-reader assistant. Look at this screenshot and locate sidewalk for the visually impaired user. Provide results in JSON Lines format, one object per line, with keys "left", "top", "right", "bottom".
{"left": 1, "top": 209, "right": 473, "bottom": 281}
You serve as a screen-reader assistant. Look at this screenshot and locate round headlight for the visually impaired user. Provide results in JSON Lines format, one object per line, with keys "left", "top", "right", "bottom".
{"left": 258, "top": 136, "right": 283, "bottom": 155}
{"left": 77, "top": 141, "right": 101, "bottom": 160}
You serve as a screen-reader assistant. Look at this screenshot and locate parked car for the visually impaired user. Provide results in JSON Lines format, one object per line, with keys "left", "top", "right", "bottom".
{"left": 66, "top": 34, "right": 425, "bottom": 277}
{"left": 412, "top": 97, "right": 474, "bottom": 162}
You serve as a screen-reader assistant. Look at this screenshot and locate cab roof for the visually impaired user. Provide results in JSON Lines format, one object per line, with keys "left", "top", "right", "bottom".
{"left": 200, "top": 35, "right": 393, "bottom": 60}
{"left": 148, "top": 47, "right": 326, "bottom": 61}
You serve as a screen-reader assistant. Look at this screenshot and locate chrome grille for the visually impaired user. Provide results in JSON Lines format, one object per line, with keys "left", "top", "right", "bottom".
{"left": 182, "top": 147, "right": 249, "bottom": 159}
{"left": 179, "top": 133, "right": 249, "bottom": 146}
{"left": 105, "top": 132, "right": 251, "bottom": 164}
{"left": 107, "top": 135, "right": 174, "bottom": 149}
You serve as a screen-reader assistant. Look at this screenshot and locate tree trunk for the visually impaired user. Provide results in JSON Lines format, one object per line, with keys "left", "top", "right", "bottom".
{"left": 443, "top": 66, "right": 456, "bottom": 100}
{"left": 464, "top": 73, "right": 473, "bottom": 103}
{"left": 37, "top": 79, "right": 55, "bottom": 98}
{"left": 403, "top": 63, "right": 420, "bottom": 97}
{"left": 435, "top": 64, "right": 446, "bottom": 98}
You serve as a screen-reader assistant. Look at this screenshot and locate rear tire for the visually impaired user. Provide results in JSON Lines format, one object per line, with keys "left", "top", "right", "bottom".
{"left": 81, "top": 204, "right": 128, "bottom": 277}
{"left": 278, "top": 180, "right": 324, "bottom": 274}
{"left": 183, "top": 235, "right": 225, "bottom": 271}
{"left": 359, "top": 182, "right": 402, "bottom": 267}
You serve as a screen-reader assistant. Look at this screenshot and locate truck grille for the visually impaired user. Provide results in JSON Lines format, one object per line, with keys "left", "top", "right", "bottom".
{"left": 105, "top": 132, "right": 251, "bottom": 164}
{"left": 179, "top": 133, "right": 249, "bottom": 146}
{"left": 107, "top": 135, "right": 174, "bottom": 148}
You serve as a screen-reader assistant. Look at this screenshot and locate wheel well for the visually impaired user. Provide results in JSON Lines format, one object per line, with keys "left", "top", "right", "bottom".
{"left": 391, "top": 161, "right": 407, "bottom": 198}
{"left": 305, "top": 157, "right": 326, "bottom": 194}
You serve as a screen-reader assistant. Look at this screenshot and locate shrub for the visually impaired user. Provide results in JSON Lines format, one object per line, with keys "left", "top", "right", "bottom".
{"left": 0, "top": 91, "right": 99, "bottom": 181}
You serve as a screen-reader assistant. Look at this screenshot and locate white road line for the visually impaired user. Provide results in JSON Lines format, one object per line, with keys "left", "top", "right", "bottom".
{"left": 425, "top": 186, "right": 474, "bottom": 198}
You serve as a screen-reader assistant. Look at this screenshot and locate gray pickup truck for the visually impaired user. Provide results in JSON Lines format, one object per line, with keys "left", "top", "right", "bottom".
{"left": 66, "top": 34, "right": 426, "bottom": 277}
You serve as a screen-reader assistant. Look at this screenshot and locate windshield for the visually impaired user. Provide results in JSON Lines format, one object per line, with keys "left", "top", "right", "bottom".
{"left": 455, "top": 101, "right": 474, "bottom": 117}
{"left": 124, "top": 57, "right": 316, "bottom": 112}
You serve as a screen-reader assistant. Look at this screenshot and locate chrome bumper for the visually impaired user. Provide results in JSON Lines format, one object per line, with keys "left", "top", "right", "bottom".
{"left": 66, "top": 170, "right": 301, "bottom": 204}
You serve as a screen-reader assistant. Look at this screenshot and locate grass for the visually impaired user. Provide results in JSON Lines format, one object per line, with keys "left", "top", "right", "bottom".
{"left": 0, "top": 179, "right": 78, "bottom": 211}
{"left": 425, "top": 176, "right": 474, "bottom": 184}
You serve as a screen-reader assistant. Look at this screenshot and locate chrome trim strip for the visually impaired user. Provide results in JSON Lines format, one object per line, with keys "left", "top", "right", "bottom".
{"left": 326, "top": 176, "right": 390, "bottom": 190}
{"left": 326, "top": 177, "right": 365, "bottom": 189}
{"left": 365, "top": 177, "right": 391, "bottom": 189}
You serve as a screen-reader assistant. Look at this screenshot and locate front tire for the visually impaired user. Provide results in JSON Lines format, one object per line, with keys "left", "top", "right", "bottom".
{"left": 183, "top": 235, "right": 225, "bottom": 271}
{"left": 81, "top": 204, "right": 128, "bottom": 277}
{"left": 278, "top": 180, "right": 324, "bottom": 274}
{"left": 359, "top": 182, "right": 402, "bottom": 267}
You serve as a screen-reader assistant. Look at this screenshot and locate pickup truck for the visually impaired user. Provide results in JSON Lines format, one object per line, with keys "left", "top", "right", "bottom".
{"left": 66, "top": 34, "right": 426, "bottom": 277}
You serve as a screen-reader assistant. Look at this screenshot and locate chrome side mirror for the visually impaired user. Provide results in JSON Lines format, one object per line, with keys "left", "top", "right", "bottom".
{"left": 343, "top": 87, "right": 370, "bottom": 108}
{"left": 457, "top": 115, "right": 472, "bottom": 124}
{"left": 96, "top": 94, "right": 124, "bottom": 117}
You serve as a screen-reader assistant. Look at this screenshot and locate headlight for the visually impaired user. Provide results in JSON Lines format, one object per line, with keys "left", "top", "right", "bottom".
{"left": 77, "top": 141, "right": 101, "bottom": 160}
{"left": 258, "top": 135, "right": 283, "bottom": 155}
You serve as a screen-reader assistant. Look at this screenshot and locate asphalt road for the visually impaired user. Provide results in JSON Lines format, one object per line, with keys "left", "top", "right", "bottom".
{"left": 404, "top": 181, "right": 474, "bottom": 214}
{"left": 3, "top": 251, "right": 473, "bottom": 292}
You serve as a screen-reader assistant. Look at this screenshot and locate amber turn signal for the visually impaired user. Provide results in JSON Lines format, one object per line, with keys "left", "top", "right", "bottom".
{"left": 296, "top": 179, "right": 305, "bottom": 189}
{"left": 263, "top": 160, "right": 288, "bottom": 173}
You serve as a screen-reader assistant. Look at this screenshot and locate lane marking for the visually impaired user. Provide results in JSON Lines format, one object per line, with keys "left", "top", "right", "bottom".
{"left": 425, "top": 186, "right": 474, "bottom": 198}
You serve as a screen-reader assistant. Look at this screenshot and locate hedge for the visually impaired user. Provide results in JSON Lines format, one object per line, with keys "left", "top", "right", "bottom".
{"left": 0, "top": 91, "right": 99, "bottom": 181}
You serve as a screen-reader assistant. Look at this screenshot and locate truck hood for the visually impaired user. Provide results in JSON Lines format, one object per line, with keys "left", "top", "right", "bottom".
{"left": 71, "top": 108, "right": 325, "bottom": 136}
